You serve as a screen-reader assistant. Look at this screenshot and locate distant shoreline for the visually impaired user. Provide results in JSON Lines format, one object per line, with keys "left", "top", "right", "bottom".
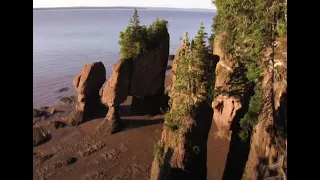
{"left": 33, "top": 6, "right": 216, "bottom": 12}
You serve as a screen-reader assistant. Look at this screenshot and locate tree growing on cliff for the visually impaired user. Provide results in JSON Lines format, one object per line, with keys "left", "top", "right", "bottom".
{"left": 130, "top": 8, "right": 140, "bottom": 27}
{"left": 118, "top": 9, "right": 168, "bottom": 59}
{"left": 151, "top": 29, "right": 216, "bottom": 179}
{"left": 118, "top": 9, "right": 147, "bottom": 59}
{"left": 212, "top": 0, "right": 287, "bottom": 179}
{"left": 192, "top": 23, "right": 215, "bottom": 104}
{"left": 212, "top": 0, "right": 286, "bottom": 141}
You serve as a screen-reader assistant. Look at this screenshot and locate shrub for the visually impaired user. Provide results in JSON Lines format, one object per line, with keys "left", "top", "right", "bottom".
{"left": 154, "top": 143, "right": 164, "bottom": 160}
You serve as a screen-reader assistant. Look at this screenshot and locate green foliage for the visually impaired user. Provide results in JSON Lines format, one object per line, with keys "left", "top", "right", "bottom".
{"left": 206, "top": 72, "right": 215, "bottom": 105}
{"left": 208, "top": 33, "right": 215, "bottom": 54}
{"left": 131, "top": 8, "right": 140, "bottom": 27}
{"left": 154, "top": 143, "right": 164, "bottom": 160}
{"left": 239, "top": 85, "right": 263, "bottom": 141}
{"left": 212, "top": 0, "right": 286, "bottom": 140}
{"left": 118, "top": 9, "right": 168, "bottom": 59}
{"left": 246, "top": 63, "right": 264, "bottom": 83}
{"left": 168, "top": 98, "right": 173, "bottom": 108}
{"left": 165, "top": 25, "right": 215, "bottom": 132}
{"left": 164, "top": 113, "right": 180, "bottom": 132}
{"left": 276, "top": 19, "right": 286, "bottom": 36}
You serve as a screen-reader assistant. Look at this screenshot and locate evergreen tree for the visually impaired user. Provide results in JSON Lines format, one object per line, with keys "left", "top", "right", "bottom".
{"left": 119, "top": 9, "right": 146, "bottom": 59}
{"left": 194, "top": 23, "right": 208, "bottom": 58}
{"left": 191, "top": 23, "right": 211, "bottom": 102}
{"left": 130, "top": 8, "right": 140, "bottom": 27}
{"left": 118, "top": 9, "right": 168, "bottom": 59}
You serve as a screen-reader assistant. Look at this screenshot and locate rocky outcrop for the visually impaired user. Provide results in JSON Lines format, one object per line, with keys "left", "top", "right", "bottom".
{"left": 96, "top": 59, "right": 130, "bottom": 135}
{"left": 33, "top": 127, "right": 51, "bottom": 147}
{"left": 33, "top": 109, "right": 42, "bottom": 118}
{"left": 68, "top": 62, "right": 106, "bottom": 126}
{"left": 33, "top": 107, "right": 57, "bottom": 119}
{"left": 129, "top": 32, "right": 169, "bottom": 115}
{"left": 151, "top": 37, "right": 217, "bottom": 180}
{"left": 97, "top": 31, "right": 170, "bottom": 134}
{"left": 130, "top": 36, "right": 169, "bottom": 97}
{"left": 211, "top": 34, "right": 245, "bottom": 140}
{"left": 101, "top": 59, "right": 130, "bottom": 107}
{"left": 165, "top": 43, "right": 187, "bottom": 97}
{"left": 244, "top": 36, "right": 287, "bottom": 180}
{"left": 60, "top": 96, "right": 76, "bottom": 104}
{"left": 212, "top": 96, "right": 242, "bottom": 139}
{"left": 49, "top": 120, "right": 66, "bottom": 130}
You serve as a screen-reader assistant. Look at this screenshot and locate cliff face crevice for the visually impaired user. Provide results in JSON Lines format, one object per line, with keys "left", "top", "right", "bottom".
{"left": 212, "top": 34, "right": 249, "bottom": 140}
{"left": 244, "top": 36, "right": 287, "bottom": 180}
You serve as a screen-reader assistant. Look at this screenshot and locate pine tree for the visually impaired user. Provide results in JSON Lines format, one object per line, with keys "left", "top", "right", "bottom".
{"left": 194, "top": 23, "right": 208, "bottom": 58}
{"left": 118, "top": 8, "right": 168, "bottom": 59}
{"left": 191, "top": 24, "right": 209, "bottom": 100}
{"left": 119, "top": 8, "right": 145, "bottom": 59}
{"left": 130, "top": 8, "right": 140, "bottom": 27}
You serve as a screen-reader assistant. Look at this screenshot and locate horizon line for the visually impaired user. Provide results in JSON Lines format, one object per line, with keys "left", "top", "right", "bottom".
{"left": 33, "top": 6, "right": 216, "bottom": 11}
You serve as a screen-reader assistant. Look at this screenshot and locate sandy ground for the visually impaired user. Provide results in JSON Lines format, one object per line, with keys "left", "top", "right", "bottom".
{"left": 33, "top": 113, "right": 229, "bottom": 180}
{"left": 33, "top": 61, "right": 230, "bottom": 180}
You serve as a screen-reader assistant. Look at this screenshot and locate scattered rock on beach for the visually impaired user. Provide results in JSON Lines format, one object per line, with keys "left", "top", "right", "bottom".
{"left": 40, "top": 106, "right": 49, "bottom": 111}
{"left": 33, "top": 152, "right": 54, "bottom": 166}
{"left": 60, "top": 96, "right": 76, "bottom": 104}
{"left": 78, "top": 141, "right": 106, "bottom": 157}
{"left": 56, "top": 87, "right": 69, "bottom": 93}
{"left": 42, "top": 156, "right": 77, "bottom": 172}
{"left": 33, "top": 127, "right": 51, "bottom": 147}
{"left": 33, "top": 109, "right": 42, "bottom": 118}
{"left": 49, "top": 120, "right": 66, "bottom": 130}
{"left": 47, "top": 107, "right": 56, "bottom": 115}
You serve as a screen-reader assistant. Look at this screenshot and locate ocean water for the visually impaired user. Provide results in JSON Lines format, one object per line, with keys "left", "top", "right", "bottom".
{"left": 33, "top": 8, "right": 215, "bottom": 108}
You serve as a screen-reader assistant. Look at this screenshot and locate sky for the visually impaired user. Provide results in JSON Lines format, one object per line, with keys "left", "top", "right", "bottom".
{"left": 33, "top": 0, "right": 216, "bottom": 9}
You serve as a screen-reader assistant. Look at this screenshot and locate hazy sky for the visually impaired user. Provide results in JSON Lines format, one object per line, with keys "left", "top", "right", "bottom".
{"left": 33, "top": 0, "right": 215, "bottom": 9}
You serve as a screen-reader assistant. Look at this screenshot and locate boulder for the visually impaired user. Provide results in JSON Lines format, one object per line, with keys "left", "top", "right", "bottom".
{"left": 33, "top": 109, "right": 41, "bottom": 118}
{"left": 68, "top": 62, "right": 106, "bottom": 126}
{"left": 33, "top": 127, "right": 51, "bottom": 147}
{"left": 39, "top": 106, "right": 49, "bottom": 112}
{"left": 47, "top": 107, "right": 56, "bottom": 115}
{"left": 60, "top": 96, "right": 76, "bottom": 104}
{"left": 49, "top": 120, "right": 66, "bottom": 130}
{"left": 56, "top": 87, "right": 68, "bottom": 93}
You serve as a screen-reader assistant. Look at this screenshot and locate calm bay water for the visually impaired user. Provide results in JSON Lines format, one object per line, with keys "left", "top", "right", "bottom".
{"left": 33, "top": 8, "right": 215, "bottom": 108}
